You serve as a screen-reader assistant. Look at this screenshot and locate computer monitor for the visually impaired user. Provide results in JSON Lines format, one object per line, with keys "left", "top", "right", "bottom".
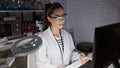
{"left": 93, "top": 22, "right": 120, "bottom": 68}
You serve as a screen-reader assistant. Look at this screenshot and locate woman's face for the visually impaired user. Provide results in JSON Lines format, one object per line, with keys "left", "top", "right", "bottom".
{"left": 47, "top": 8, "right": 66, "bottom": 29}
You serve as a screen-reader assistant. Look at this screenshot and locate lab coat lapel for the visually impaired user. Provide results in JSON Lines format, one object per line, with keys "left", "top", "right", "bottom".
{"left": 61, "top": 30, "right": 69, "bottom": 53}
{"left": 61, "top": 30, "right": 71, "bottom": 66}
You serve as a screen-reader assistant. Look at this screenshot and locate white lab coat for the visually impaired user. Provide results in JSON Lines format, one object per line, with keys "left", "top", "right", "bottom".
{"left": 35, "top": 27, "right": 83, "bottom": 68}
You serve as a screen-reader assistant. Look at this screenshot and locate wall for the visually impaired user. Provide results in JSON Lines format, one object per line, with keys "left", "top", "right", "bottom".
{"left": 66, "top": 0, "right": 120, "bottom": 43}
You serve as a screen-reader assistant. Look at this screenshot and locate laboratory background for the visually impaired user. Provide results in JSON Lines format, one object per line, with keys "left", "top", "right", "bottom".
{"left": 0, "top": 0, "right": 120, "bottom": 68}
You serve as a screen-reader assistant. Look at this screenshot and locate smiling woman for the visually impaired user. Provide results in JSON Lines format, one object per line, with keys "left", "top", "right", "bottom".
{"left": 43, "top": 2, "right": 67, "bottom": 31}
{"left": 35, "top": 2, "right": 91, "bottom": 68}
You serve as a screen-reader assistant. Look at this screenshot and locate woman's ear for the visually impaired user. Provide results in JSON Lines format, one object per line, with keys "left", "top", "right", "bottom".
{"left": 47, "top": 17, "right": 53, "bottom": 23}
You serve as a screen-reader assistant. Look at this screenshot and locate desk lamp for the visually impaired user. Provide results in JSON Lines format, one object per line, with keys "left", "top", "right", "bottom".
{"left": 11, "top": 35, "right": 42, "bottom": 57}
{"left": 0, "top": 35, "right": 42, "bottom": 68}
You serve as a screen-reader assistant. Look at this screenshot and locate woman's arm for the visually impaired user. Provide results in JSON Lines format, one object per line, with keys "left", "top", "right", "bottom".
{"left": 65, "top": 32, "right": 92, "bottom": 68}
{"left": 65, "top": 48, "right": 92, "bottom": 68}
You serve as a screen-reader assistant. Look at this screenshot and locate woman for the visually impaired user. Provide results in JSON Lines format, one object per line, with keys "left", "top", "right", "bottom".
{"left": 35, "top": 2, "right": 91, "bottom": 68}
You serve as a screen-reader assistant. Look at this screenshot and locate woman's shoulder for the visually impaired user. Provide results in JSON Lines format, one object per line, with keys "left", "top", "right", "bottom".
{"left": 37, "top": 28, "right": 50, "bottom": 39}
{"left": 36, "top": 32, "right": 47, "bottom": 43}
{"left": 37, "top": 31, "right": 46, "bottom": 37}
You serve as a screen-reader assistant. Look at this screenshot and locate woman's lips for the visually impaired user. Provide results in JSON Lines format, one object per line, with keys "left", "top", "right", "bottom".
{"left": 59, "top": 24, "right": 64, "bottom": 26}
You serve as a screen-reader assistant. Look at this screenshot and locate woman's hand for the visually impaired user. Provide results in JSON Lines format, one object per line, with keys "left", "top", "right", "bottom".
{"left": 80, "top": 55, "right": 92, "bottom": 64}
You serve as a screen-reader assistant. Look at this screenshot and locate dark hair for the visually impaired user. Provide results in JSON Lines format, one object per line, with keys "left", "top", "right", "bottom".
{"left": 43, "top": 2, "right": 64, "bottom": 31}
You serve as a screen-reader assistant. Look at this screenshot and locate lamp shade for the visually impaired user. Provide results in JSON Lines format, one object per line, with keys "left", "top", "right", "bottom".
{"left": 11, "top": 35, "right": 42, "bottom": 57}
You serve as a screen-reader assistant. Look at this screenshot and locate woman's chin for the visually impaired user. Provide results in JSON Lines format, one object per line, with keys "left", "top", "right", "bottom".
{"left": 59, "top": 26, "right": 64, "bottom": 29}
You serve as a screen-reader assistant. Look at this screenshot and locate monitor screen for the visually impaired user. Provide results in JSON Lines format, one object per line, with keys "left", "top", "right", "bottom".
{"left": 93, "top": 22, "right": 120, "bottom": 68}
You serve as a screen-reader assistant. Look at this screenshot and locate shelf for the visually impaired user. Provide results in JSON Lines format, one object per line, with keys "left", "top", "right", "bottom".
{"left": 0, "top": 10, "right": 44, "bottom": 12}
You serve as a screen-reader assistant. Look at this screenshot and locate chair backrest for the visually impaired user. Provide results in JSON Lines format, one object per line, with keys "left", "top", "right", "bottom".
{"left": 76, "top": 42, "right": 93, "bottom": 55}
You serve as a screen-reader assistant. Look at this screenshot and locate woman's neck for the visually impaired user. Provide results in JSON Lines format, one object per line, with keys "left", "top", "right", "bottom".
{"left": 50, "top": 26, "right": 61, "bottom": 37}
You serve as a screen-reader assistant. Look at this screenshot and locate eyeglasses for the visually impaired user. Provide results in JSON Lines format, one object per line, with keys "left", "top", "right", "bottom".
{"left": 50, "top": 13, "right": 67, "bottom": 21}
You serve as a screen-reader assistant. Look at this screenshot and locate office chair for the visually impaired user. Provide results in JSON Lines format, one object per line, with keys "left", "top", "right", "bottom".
{"left": 76, "top": 42, "right": 93, "bottom": 56}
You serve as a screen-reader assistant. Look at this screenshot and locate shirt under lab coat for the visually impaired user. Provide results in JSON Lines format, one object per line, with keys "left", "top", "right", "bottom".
{"left": 35, "top": 27, "right": 83, "bottom": 68}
